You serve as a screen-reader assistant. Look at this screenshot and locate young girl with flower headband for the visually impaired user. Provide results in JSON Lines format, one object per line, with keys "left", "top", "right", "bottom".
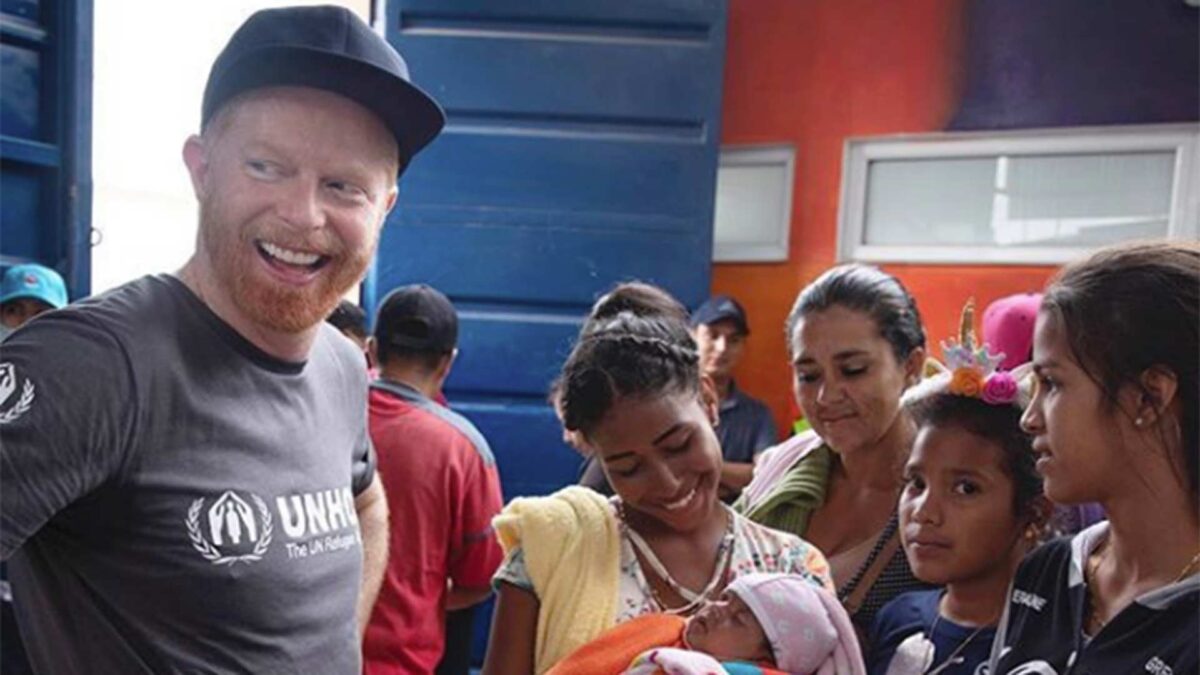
{"left": 867, "top": 302, "right": 1049, "bottom": 675}
{"left": 988, "top": 242, "right": 1199, "bottom": 674}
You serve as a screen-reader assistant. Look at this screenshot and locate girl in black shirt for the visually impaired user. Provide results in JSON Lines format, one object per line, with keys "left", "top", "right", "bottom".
{"left": 990, "top": 241, "right": 1200, "bottom": 674}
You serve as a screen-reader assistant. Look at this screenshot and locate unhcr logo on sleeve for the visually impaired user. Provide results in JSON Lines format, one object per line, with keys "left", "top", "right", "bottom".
{"left": 0, "top": 362, "right": 36, "bottom": 425}
{"left": 185, "top": 487, "right": 360, "bottom": 565}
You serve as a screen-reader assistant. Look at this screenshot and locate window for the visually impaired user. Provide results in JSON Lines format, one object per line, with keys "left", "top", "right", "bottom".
{"left": 838, "top": 124, "right": 1199, "bottom": 265}
{"left": 712, "top": 145, "right": 794, "bottom": 262}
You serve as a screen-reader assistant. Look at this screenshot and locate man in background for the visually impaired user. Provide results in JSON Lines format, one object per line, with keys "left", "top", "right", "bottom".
{"left": 327, "top": 299, "right": 369, "bottom": 350}
{"left": 0, "top": 263, "right": 68, "bottom": 341}
{"left": 328, "top": 298, "right": 373, "bottom": 369}
{"left": 365, "top": 284, "right": 504, "bottom": 675}
{"left": 691, "top": 295, "right": 778, "bottom": 501}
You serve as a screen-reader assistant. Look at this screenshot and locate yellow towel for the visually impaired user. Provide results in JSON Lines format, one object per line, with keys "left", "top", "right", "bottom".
{"left": 493, "top": 486, "right": 622, "bottom": 674}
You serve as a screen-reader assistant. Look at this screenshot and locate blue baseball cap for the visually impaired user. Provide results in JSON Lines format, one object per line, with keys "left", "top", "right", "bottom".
{"left": 690, "top": 294, "right": 750, "bottom": 336}
{"left": 0, "top": 264, "right": 68, "bottom": 309}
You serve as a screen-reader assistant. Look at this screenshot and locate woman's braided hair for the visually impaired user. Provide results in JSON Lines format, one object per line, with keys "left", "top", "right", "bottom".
{"left": 558, "top": 310, "right": 701, "bottom": 437}
{"left": 587, "top": 281, "right": 688, "bottom": 326}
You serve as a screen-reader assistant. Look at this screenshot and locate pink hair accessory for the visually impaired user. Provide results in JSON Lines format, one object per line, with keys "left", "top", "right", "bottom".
{"left": 981, "top": 371, "right": 1019, "bottom": 405}
{"left": 905, "top": 298, "right": 1033, "bottom": 409}
{"left": 982, "top": 292, "right": 1042, "bottom": 371}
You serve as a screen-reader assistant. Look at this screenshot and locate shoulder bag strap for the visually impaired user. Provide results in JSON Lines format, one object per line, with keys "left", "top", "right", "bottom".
{"left": 842, "top": 526, "right": 902, "bottom": 616}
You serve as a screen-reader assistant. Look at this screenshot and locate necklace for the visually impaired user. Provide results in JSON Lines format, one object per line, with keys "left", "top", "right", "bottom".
{"left": 1084, "top": 537, "right": 1108, "bottom": 636}
{"left": 923, "top": 613, "right": 987, "bottom": 675}
{"left": 1085, "top": 538, "right": 1200, "bottom": 635}
{"left": 1174, "top": 550, "right": 1200, "bottom": 582}
{"left": 619, "top": 501, "right": 737, "bottom": 616}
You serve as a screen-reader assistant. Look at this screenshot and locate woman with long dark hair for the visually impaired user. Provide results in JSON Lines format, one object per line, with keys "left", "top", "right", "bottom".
{"left": 736, "top": 264, "right": 934, "bottom": 633}
{"left": 990, "top": 241, "right": 1199, "bottom": 673}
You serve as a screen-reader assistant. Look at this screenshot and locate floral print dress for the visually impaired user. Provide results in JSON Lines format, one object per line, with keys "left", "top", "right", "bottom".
{"left": 495, "top": 501, "right": 833, "bottom": 623}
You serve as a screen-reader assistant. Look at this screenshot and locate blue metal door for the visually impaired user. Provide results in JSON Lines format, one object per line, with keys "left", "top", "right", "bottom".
{"left": 0, "top": 0, "right": 92, "bottom": 297}
{"left": 370, "top": 0, "right": 728, "bottom": 502}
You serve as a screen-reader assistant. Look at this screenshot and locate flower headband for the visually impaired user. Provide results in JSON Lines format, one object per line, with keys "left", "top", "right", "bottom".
{"left": 907, "top": 299, "right": 1033, "bottom": 409}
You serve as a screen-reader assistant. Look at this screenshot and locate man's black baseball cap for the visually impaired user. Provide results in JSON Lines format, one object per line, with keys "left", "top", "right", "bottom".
{"left": 374, "top": 284, "right": 458, "bottom": 353}
{"left": 326, "top": 299, "right": 367, "bottom": 338}
{"left": 202, "top": 5, "right": 445, "bottom": 170}
{"left": 690, "top": 295, "right": 750, "bottom": 336}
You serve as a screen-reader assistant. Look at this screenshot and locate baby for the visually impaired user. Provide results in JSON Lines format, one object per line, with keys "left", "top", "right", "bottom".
{"left": 549, "top": 573, "right": 865, "bottom": 675}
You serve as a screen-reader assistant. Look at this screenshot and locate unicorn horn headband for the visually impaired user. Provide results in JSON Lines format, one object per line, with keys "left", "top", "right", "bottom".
{"left": 908, "top": 298, "right": 1033, "bottom": 408}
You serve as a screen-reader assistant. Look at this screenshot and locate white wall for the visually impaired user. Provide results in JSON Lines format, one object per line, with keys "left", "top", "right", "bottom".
{"left": 91, "top": 0, "right": 370, "bottom": 294}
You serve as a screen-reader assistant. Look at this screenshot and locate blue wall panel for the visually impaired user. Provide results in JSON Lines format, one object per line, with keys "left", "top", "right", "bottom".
{"left": 0, "top": 0, "right": 91, "bottom": 298}
{"left": 0, "top": 43, "right": 42, "bottom": 139}
{"left": 374, "top": 0, "right": 727, "bottom": 500}
{"left": 375, "top": 219, "right": 709, "bottom": 305}
{"left": 373, "top": 4, "right": 727, "bottom": 659}
{"left": 396, "top": 135, "right": 713, "bottom": 225}
{"left": 0, "top": 163, "right": 44, "bottom": 259}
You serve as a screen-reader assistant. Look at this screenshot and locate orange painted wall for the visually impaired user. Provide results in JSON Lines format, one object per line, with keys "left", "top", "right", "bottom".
{"left": 712, "top": 0, "right": 1057, "bottom": 434}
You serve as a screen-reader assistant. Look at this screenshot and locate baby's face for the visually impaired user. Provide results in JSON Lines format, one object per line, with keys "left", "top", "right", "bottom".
{"left": 683, "top": 591, "right": 772, "bottom": 663}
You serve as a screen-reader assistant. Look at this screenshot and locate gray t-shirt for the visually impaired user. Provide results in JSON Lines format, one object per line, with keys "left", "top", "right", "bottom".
{"left": 0, "top": 275, "right": 376, "bottom": 674}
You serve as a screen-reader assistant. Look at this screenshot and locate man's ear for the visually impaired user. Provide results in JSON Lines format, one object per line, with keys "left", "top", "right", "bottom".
{"left": 382, "top": 185, "right": 399, "bottom": 215}
{"left": 435, "top": 348, "right": 457, "bottom": 383}
{"left": 182, "top": 135, "right": 210, "bottom": 200}
{"left": 366, "top": 337, "right": 379, "bottom": 367}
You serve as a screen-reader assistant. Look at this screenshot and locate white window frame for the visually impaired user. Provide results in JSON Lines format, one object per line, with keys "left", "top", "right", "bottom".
{"left": 837, "top": 123, "right": 1200, "bottom": 265}
{"left": 712, "top": 145, "right": 795, "bottom": 262}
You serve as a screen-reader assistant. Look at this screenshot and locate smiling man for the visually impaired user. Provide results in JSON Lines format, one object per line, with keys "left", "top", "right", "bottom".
{"left": 0, "top": 6, "right": 443, "bottom": 674}
{"left": 0, "top": 263, "right": 69, "bottom": 342}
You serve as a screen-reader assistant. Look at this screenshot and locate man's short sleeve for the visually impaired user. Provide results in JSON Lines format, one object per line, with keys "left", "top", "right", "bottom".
{"left": 448, "top": 448, "right": 504, "bottom": 590}
{"left": 492, "top": 547, "right": 534, "bottom": 593}
{"left": 0, "top": 314, "right": 137, "bottom": 558}
{"left": 328, "top": 332, "right": 375, "bottom": 497}
{"left": 351, "top": 430, "right": 377, "bottom": 496}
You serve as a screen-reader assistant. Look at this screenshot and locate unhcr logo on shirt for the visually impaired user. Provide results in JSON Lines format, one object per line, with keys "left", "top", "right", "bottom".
{"left": 187, "top": 491, "right": 274, "bottom": 565}
{"left": 276, "top": 488, "right": 359, "bottom": 538}
{"left": 276, "top": 488, "right": 361, "bottom": 560}
{"left": 1146, "top": 657, "right": 1173, "bottom": 675}
{"left": 185, "top": 487, "right": 360, "bottom": 565}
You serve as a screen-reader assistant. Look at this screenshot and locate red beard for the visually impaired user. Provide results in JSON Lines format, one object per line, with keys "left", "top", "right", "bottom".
{"left": 197, "top": 199, "right": 376, "bottom": 334}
